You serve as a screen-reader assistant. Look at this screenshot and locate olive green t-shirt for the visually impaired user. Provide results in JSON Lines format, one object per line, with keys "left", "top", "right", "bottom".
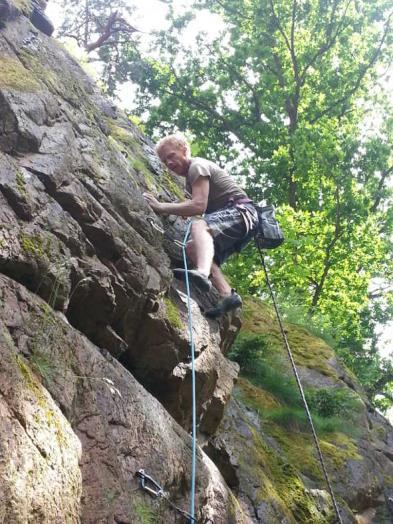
{"left": 186, "top": 157, "right": 247, "bottom": 213}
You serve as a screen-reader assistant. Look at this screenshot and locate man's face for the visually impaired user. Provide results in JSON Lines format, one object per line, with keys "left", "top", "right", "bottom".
{"left": 158, "top": 142, "right": 190, "bottom": 176}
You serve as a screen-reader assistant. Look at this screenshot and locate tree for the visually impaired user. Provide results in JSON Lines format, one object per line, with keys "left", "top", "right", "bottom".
{"left": 120, "top": 0, "right": 393, "bottom": 406}
{"left": 56, "top": 0, "right": 141, "bottom": 92}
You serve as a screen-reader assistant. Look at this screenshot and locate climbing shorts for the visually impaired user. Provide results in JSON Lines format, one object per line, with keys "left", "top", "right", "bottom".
{"left": 203, "top": 202, "right": 258, "bottom": 265}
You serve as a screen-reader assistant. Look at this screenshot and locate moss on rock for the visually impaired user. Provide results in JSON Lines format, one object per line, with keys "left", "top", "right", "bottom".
{"left": 0, "top": 55, "right": 40, "bottom": 91}
{"left": 20, "top": 232, "right": 52, "bottom": 259}
{"left": 162, "top": 173, "right": 183, "bottom": 199}
{"left": 236, "top": 377, "right": 281, "bottom": 411}
{"left": 236, "top": 377, "right": 362, "bottom": 482}
{"left": 236, "top": 417, "right": 330, "bottom": 523}
{"left": 18, "top": 49, "right": 64, "bottom": 94}
{"left": 163, "top": 297, "right": 183, "bottom": 330}
{"left": 242, "top": 297, "right": 337, "bottom": 378}
{"left": 108, "top": 121, "right": 139, "bottom": 152}
{"left": 15, "top": 169, "right": 27, "bottom": 195}
{"left": 11, "top": 0, "right": 32, "bottom": 14}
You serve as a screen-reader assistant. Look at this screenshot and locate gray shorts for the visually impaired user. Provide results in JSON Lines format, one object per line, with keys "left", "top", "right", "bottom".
{"left": 203, "top": 203, "right": 258, "bottom": 265}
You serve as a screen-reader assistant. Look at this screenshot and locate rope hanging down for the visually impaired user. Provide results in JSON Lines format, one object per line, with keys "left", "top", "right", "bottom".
{"left": 181, "top": 220, "right": 198, "bottom": 524}
{"left": 256, "top": 244, "right": 343, "bottom": 524}
{"left": 142, "top": 218, "right": 197, "bottom": 523}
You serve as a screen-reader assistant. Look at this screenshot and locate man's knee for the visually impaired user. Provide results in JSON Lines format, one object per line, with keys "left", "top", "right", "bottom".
{"left": 191, "top": 219, "right": 208, "bottom": 235}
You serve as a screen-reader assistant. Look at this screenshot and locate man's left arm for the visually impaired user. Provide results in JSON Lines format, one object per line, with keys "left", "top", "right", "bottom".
{"left": 144, "top": 176, "right": 209, "bottom": 217}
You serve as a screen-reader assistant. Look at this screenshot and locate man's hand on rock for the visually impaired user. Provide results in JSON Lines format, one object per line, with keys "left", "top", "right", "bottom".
{"left": 143, "top": 192, "right": 163, "bottom": 213}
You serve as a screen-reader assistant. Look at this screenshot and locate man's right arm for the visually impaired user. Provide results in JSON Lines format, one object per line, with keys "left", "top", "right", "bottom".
{"left": 144, "top": 176, "right": 209, "bottom": 216}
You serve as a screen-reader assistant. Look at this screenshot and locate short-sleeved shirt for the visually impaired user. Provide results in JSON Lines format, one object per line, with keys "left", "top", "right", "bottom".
{"left": 186, "top": 157, "right": 247, "bottom": 213}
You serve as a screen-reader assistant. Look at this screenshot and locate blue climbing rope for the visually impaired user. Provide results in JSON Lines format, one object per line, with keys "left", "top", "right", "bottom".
{"left": 181, "top": 220, "right": 197, "bottom": 524}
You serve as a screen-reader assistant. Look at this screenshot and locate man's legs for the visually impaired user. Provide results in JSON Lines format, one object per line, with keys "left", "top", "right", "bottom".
{"left": 187, "top": 222, "right": 241, "bottom": 313}
{"left": 173, "top": 219, "right": 214, "bottom": 291}
{"left": 210, "top": 262, "right": 231, "bottom": 296}
{"left": 181, "top": 219, "right": 242, "bottom": 317}
{"left": 189, "top": 219, "right": 214, "bottom": 277}
{"left": 186, "top": 239, "right": 232, "bottom": 296}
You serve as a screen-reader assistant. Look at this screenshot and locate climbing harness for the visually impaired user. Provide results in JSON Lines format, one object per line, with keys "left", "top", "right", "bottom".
{"left": 138, "top": 218, "right": 197, "bottom": 524}
{"left": 256, "top": 244, "right": 343, "bottom": 524}
{"left": 136, "top": 470, "right": 196, "bottom": 522}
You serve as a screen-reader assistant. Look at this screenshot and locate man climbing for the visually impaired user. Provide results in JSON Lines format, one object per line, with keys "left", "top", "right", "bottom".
{"left": 143, "top": 134, "right": 258, "bottom": 319}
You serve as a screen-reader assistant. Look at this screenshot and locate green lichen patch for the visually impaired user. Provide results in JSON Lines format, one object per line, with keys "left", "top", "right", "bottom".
{"left": 162, "top": 173, "right": 184, "bottom": 200}
{"left": 18, "top": 48, "right": 96, "bottom": 114}
{"left": 236, "top": 378, "right": 362, "bottom": 484}
{"left": 286, "top": 326, "right": 335, "bottom": 377}
{"left": 131, "top": 157, "right": 152, "bottom": 180}
{"left": 11, "top": 0, "right": 32, "bottom": 15}
{"left": 108, "top": 121, "right": 139, "bottom": 152}
{"left": 18, "top": 49, "right": 61, "bottom": 94}
{"left": 133, "top": 496, "right": 160, "bottom": 524}
{"left": 17, "top": 354, "right": 67, "bottom": 448}
{"left": 15, "top": 170, "right": 27, "bottom": 195}
{"left": 163, "top": 297, "right": 183, "bottom": 330}
{"left": 0, "top": 55, "right": 40, "bottom": 92}
{"left": 242, "top": 298, "right": 337, "bottom": 378}
{"left": 319, "top": 433, "right": 362, "bottom": 470}
{"left": 29, "top": 349, "right": 56, "bottom": 384}
{"left": 263, "top": 414, "right": 331, "bottom": 481}
{"left": 20, "top": 232, "right": 52, "bottom": 259}
{"left": 16, "top": 354, "right": 44, "bottom": 399}
{"left": 383, "top": 474, "right": 393, "bottom": 487}
{"left": 236, "top": 377, "right": 281, "bottom": 411}
{"left": 238, "top": 420, "right": 329, "bottom": 523}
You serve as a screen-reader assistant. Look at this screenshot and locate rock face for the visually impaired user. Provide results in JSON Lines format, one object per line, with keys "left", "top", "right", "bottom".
{"left": 204, "top": 299, "right": 393, "bottom": 523}
{"left": 0, "top": 274, "right": 245, "bottom": 523}
{"left": 0, "top": 7, "right": 238, "bottom": 435}
{"left": 0, "top": 4, "right": 393, "bottom": 524}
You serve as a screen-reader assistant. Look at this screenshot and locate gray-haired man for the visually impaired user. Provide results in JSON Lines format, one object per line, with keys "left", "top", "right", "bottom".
{"left": 143, "top": 135, "right": 258, "bottom": 318}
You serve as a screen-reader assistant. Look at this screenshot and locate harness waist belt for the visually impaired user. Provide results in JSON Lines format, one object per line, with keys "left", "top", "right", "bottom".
{"left": 228, "top": 197, "right": 253, "bottom": 206}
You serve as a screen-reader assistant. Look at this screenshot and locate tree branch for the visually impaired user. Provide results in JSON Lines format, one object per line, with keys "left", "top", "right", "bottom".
{"left": 269, "top": 0, "right": 292, "bottom": 56}
{"left": 371, "top": 165, "right": 393, "bottom": 213}
{"left": 85, "top": 11, "right": 140, "bottom": 53}
{"left": 300, "top": 0, "right": 351, "bottom": 86}
{"left": 309, "top": 185, "right": 344, "bottom": 310}
{"left": 310, "top": 11, "right": 393, "bottom": 123}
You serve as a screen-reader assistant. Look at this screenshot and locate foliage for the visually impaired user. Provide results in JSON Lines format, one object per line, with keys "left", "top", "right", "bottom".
{"left": 307, "top": 387, "right": 362, "bottom": 419}
{"left": 230, "top": 332, "right": 362, "bottom": 434}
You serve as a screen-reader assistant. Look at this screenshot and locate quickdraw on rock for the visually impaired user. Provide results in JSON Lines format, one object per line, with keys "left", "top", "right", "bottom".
{"left": 136, "top": 469, "right": 196, "bottom": 523}
{"left": 147, "top": 216, "right": 184, "bottom": 248}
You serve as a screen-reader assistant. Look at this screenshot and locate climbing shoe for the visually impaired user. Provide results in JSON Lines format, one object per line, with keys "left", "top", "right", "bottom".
{"left": 173, "top": 268, "right": 212, "bottom": 292}
{"left": 205, "top": 290, "right": 242, "bottom": 319}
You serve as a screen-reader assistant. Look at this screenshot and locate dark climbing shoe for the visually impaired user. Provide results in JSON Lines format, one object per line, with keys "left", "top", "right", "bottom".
{"left": 30, "top": 0, "right": 54, "bottom": 36}
{"left": 205, "top": 290, "right": 242, "bottom": 319}
{"left": 173, "top": 268, "right": 212, "bottom": 292}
